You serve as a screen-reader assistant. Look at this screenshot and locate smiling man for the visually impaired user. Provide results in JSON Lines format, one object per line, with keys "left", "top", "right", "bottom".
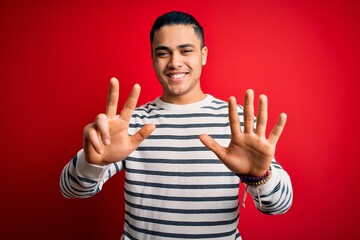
{"left": 152, "top": 24, "right": 208, "bottom": 104}
{"left": 60, "top": 11, "right": 293, "bottom": 240}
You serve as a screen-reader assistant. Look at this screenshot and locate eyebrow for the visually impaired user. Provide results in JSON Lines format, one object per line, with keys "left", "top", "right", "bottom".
{"left": 154, "top": 43, "right": 196, "bottom": 52}
{"left": 177, "top": 43, "right": 195, "bottom": 49}
{"left": 154, "top": 45, "right": 170, "bottom": 52}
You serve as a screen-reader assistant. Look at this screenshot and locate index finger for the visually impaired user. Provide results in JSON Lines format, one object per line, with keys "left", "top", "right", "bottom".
{"left": 106, "top": 77, "right": 119, "bottom": 118}
{"left": 120, "top": 84, "right": 140, "bottom": 122}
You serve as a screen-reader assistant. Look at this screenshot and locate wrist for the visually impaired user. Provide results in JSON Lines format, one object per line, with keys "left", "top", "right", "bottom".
{"left": 238, "top": 168, "right": 272, "bottom": 186}
{"left": 76, "top": 150, "right": 111, "bottom": 181}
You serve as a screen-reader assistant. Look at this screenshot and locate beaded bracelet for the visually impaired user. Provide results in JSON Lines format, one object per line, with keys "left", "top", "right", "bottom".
{"left": 238, "top": 168, "right": 272, "bottom": 186}
{"left": 239, "top": 169, "right": 271, "bottom": 208}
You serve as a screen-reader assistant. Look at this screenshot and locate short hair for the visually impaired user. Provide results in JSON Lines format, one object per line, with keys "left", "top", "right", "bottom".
{"left": 150, "top": 11, "right": 205, "bottom": 48}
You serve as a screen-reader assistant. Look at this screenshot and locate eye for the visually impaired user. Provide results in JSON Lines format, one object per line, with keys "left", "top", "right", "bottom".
{"left": 155, "top": 51, "right": 169, "bottom": 58}
{"left": 181, "top": 49, "right": 193, "bottom": 55}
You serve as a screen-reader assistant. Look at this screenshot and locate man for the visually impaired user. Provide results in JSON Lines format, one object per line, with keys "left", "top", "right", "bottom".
{"left": 60, "top": 11, "right": 293, "bottom": 239}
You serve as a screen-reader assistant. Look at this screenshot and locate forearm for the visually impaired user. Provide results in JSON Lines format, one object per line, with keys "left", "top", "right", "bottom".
{"left": 246, "top": 161, "right": 293, "bottom": 215}
{"left": 59, "top": 149, "right": 123, "bottom": 199}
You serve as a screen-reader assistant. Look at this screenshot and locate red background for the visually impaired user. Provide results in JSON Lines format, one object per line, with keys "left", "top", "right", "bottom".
{"left": 1, "top": 0, "right": 359, "bottom": 239}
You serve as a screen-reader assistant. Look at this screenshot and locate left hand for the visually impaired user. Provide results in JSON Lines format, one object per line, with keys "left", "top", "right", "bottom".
{"left": 199, "top": 89, "right": 287, "bottom": 177}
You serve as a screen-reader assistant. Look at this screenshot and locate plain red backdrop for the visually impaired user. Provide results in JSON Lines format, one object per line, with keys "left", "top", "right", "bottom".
{"left": 1, "top": 0, "right": 359, "bottom": 239}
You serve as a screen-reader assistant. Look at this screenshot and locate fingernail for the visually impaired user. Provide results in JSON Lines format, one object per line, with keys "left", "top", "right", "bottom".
{"left": 104, "top": 139, "right": 110, "bottom": 145}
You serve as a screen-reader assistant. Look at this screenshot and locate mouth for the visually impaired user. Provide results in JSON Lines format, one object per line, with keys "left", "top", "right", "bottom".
{"left": 166, "top": 72, "right": 188, "bottom": 81}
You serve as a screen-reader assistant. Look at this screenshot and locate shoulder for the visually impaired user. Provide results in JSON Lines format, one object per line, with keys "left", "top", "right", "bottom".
{"left": 134, "top": 99, "right": 162, "bottom": 114}
{"left": 205, "top": 95, "right": 244, "bottom": 115}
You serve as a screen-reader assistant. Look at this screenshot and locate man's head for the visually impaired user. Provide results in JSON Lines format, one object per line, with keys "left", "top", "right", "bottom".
{"left": 150, "top": 11, "right": 208, "bottom": 104}
{"left": 150, "top": 11, "right": 205, "bottom": 49}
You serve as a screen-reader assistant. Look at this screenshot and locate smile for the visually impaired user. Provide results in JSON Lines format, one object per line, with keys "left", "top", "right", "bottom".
{"left": 167, "top": 73, "right": 187, "bottom": 80}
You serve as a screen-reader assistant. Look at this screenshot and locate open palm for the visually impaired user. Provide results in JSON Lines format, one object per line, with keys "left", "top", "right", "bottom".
{"left": 199, "top": 90, "right": 287, "bottom": 177}
{"left": 83, "top": 78, "right": 156, "bottom": 165}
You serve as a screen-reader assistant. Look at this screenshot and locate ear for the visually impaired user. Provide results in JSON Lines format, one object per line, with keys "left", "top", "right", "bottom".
{"left": 201, "top": 46, "right": 208, "bottom": 66}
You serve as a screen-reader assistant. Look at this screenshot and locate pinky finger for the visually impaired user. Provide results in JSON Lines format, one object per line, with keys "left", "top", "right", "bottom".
{"left": 268, "top": 113, "right": 287, "bottom": 146}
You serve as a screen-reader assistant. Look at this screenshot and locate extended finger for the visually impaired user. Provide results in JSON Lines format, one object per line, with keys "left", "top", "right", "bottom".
{"left": 256, "top": 94, "right": 268, "bottom": 137}
{"left": 199, "top": 134, "right": 227, "bottom": 160}
{"left": 243, "top": 89, "right": 255, "bottom": 133}
{"left": 228, "top": 97, "right": 241, "bottom": 136}
{"left": 130, "top": 123, "right": 156, "bottom": 148}
{"left": 95, "top": 113, "right": 111, "bottom": 145}
{"left": 106, "top": 77, "right": 120, "bottom": 119}
{"left": 268, "top": 113, "right": 287, "bottom": 146}
{"left": 120, "top": 84, "right": 141, "bottom": 122}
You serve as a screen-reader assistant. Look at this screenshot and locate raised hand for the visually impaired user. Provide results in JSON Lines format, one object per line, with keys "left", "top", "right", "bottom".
{"left": 83, "top": 77, "right": 156, "bottom": 165}
{"left": 199, "top": 90, "right": 287, "bottom": 177}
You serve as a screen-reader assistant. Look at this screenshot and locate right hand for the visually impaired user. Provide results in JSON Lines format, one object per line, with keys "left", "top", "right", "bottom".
{"left": 83, "top": 77, "right": 156, "bottom": 165}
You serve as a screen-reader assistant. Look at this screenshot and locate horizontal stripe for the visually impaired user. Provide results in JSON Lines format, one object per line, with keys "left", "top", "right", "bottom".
{"left": 136, "top": 146, "right": 208, "bottom": 152}
{"left": 147, "top": 134, "right": 231, "bottom": 140}
{"left": 125, "top": 199, "right": 238, "bottom": 214}
{"left": 201, "top": 105, "right": 229, "bottom": 110}
{"left": 77, "top": 175, "right": 98, "bottom": 184}
{"left": 126, "top": 156, "right": 222, "bottom": 164}
{"left": 66, "top": 179, "right": 96, "bottom": 194}
{"left": 135, "top": 107, "right": 163, "bottom": 114}
{"left": 130, "top": 122, "right": 234, "bottom": 128}
{"left": 125, "top": 189, "right": 239, "bottom": 202}
{"left": 124, "top": 219, "right": 237, "bottom": 239}
{"left": 67, "top": 166, "right": 98, "bottom": 188}
{"left": 61, "top": 171, "right": 100, "bottom": 198}
{"left": 141, "top": 102, "right": 157, "bottom": 108}
{"left": 125, "top": 179, "right": 239, "bottom": 189}
{"left": 126, "top": 167, "right": 235, "bottom": 177}
{"left": 132, "top": 113, "right": 231, "bottom": 119}
{"left": 125, "top": 210, "right": 239, "bottom": 226}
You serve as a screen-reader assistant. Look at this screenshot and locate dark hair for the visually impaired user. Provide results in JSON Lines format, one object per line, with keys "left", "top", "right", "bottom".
{"left": 150, "top": 11, "right": 205, "bottom": 48}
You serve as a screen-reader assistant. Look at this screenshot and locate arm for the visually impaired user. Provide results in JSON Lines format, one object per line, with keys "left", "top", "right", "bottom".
{"left": 199, "top": 90, "right": 293, "bottom": 214}
{"left": 60, "top": 77, "right": 155, "bottom": 198}
{"left": 60, "top": 150, "right": 123, "bottom": 198}
{"left": 245, "top": 160, "right": 293, "bottom": 214}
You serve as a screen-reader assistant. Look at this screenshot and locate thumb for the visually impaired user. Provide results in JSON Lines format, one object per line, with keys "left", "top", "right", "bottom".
{"left": 199, "top": 134, "right": 227, "bottom": 160}
{"left": 130, "top": 123, "right": 156, "bottom": 147}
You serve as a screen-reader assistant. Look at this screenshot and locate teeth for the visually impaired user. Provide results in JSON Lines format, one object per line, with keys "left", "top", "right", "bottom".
{"left": 170, "top": 73, "right": 186, "bottom": 79}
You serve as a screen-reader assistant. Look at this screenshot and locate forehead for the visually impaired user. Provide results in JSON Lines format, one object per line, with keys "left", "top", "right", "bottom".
{"left": 152, "top": 25, "right": 201, "bottom": 49}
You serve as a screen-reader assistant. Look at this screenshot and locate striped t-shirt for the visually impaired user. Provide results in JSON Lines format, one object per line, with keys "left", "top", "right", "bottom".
{"left": 60, "top": 95, "right": 293, "bottom": 240}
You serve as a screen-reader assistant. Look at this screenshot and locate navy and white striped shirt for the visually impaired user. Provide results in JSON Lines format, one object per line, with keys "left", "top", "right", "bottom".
{"left": 60, "top": 95, "right": 293, "bottom": 240}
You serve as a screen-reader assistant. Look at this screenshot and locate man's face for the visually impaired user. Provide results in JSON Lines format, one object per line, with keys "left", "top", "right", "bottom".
{"left": 151, "top": 24, "right": 208, "bottom": 104}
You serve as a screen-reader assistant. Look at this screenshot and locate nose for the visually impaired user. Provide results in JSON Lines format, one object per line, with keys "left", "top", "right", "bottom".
{"left": 167, "top": 52, "right": 183, "bottom": 68}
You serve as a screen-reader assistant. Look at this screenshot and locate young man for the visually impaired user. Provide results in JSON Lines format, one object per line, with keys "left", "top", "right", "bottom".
{"left": 60, "top": 11, "right": 293, "bottom": 239}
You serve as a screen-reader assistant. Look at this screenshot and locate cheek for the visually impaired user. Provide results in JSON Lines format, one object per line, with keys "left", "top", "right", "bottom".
{"left": 189, "top": 58, "right": 203, "bottom": 72}
{"left": 154, "top": 59, "right": 168, "bottom": 71}
{"left": 152, "top": 62, "right": 163, "bottom": 75}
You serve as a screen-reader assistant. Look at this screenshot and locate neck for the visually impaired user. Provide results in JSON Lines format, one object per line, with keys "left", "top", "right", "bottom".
{"left": 161, "top": 87, "right": 206, "bottom": 105}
